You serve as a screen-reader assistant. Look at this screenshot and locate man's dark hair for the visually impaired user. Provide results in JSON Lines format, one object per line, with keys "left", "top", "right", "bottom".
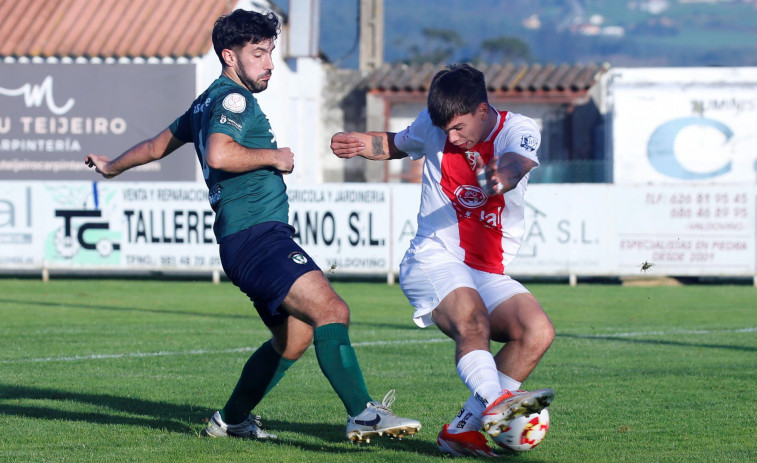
{"left": 212, "top": 10, "right": 280, "bottom": 65}
{"left": 427, "top": 64, "right": 489, "bottom": 128}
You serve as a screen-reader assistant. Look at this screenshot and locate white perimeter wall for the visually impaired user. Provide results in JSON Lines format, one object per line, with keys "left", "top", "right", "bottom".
{"left": 1, "top": 182, "right": 754, "bottom": 281}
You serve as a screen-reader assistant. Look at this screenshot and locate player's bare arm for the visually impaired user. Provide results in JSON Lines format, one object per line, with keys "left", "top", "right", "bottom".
{"left": 331, "top": 132, "right": 407, "bottom": 161}
{"left": 496, "top": 152, "right": 536, "bottom": 191}
{"left": 477, "top": 151, "right": 536, "bottom": 196}
{"left": 84, "top": 127, "right": 184, "bottom": 179}
{"left": 206, "top": 132, "right": 294, "bottom": 174}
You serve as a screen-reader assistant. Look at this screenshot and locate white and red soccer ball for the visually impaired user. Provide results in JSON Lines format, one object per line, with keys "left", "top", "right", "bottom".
{"left": 491, "top": 408, "right": 550, "bottom": 452}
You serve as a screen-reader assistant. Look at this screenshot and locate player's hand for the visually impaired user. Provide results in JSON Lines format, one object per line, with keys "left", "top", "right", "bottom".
{"left": 274, "top": 147, "right": 294, "bottom": 174}
{"left": 84, "top": 154, "right": 117, "bottom": 179}
{"left": 330, "top": 132, "right": 365, "bottom": 159}
{"left": 474, "top": 153, "right": 505, "bottom": 196}
{"left": 476, "top": 152, "right": 535, "bottom": 196}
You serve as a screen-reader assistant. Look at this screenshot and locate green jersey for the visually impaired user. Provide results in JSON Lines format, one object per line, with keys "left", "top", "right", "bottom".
{"left": 169, "top": 76, "right": 288, "bottom": 241}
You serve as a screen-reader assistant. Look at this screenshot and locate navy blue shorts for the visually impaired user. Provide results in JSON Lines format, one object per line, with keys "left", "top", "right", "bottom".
{"left": 219, "top": 221, "right": 321, "bottom": 327}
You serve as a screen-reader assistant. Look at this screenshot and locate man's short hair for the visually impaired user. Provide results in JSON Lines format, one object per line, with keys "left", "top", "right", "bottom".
{"left": 427, "top": 64, "right": 489, "bottom": 128}
{"left": 212, "top": 10, "right": 280, "bottom": 65}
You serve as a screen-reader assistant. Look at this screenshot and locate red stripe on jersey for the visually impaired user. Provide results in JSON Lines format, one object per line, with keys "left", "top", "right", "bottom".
{"left": 439, "top": 111, "right": 508, "bottom": 273}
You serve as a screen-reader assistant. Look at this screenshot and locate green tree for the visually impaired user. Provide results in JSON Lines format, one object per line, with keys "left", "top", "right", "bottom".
{"left": 476, "top": 36, "right": 532, "bottom": 63}
{"left": 404, "top": 28, "right": 464, "bottom": 64}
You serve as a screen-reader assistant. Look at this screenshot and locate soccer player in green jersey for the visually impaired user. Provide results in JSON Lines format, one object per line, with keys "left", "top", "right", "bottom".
{"left": 84, "top": 9, "right": 420, "bottom": 443}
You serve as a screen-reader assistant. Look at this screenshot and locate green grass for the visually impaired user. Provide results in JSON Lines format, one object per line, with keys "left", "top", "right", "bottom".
{"left": 1, "top": 279, "right": 756, "bottom": 462}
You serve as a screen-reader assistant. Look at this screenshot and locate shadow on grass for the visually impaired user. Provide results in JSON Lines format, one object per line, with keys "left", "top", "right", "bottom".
{"left": 263, "top": 425, "right": 437, "bottom": 455}
{"left": 350, "top": 320, "right": 419, "bottom": 331}
{"left": 0, "top": 298, "right": 256, "bottom": 320}
{"left": 0, "top": 298, "right": 420, "bottom": 332}
{"left": 0, "top": 383, "right": 199, "bottom": 433}
{"left": 0, "top": 383, "right": 439, "bottom": 455}
{"left": 558, "top": 333, "right": 757, "bottom": 352}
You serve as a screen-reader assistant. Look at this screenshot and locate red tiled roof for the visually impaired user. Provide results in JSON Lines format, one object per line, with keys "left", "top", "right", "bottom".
{"left": 0, "top": 0, "right": 236, "bottom": 58}
{"left": 366, "top": 62, "right": 610, "bottom": 102}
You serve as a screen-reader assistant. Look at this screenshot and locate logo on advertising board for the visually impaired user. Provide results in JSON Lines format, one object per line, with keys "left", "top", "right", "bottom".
{"left": 0, "top": 75, "right": 125, "bottom": 172}
{"left": 0, "top": 185, "right": 35, "bottom": 266}
{"left": 44, "top": 184, "right": 121, "bottom": 265}
{"left": 647, "top": 117, "right": 734, "bottom": 180}
{"left": 0, "top": 186, "right": 32, "bottom": 245}
{"left": 0, "top": 75, "right": 74, "bottom": 114}
{"left": 0, "top": 63, "right": 196, "bottom": 181}
{"left": 610, "top": 69, "right": 757, "bottom": 185}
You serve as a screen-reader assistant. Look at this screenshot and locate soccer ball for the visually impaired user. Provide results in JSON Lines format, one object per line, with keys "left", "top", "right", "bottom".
{"left": 491, "top": 408, "right": 550, "bottom": 452}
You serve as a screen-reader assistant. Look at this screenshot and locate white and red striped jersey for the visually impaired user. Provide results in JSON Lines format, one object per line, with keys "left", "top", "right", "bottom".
{"left": 395, "top": 108, "right": 540, "bottom": 274}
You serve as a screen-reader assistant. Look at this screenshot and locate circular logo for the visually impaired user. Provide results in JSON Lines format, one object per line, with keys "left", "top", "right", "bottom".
{"left": 54, "top": 227, "right": 79, "bottom": 258}
{"left": 222, "top": 93, "right": 246, "bottom": 113}
{"left": 289, "top": 252, "right": 308, "bottom": 264}
{"left": 454, "top": 185, "right": 488, "bottom": 208}
{"left": 96, "top": 239, "right": 114, "bottom": 257}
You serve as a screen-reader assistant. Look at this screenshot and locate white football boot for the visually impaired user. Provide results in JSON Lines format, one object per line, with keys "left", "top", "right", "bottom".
{"left": 203, "top": 411, "right": 277, "bottom": 439}
{"left": 345, "top": 390, "right": 422, "bottom": 443}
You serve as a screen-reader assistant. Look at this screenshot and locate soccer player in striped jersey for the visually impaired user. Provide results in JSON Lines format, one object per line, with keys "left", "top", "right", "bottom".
{"left": 331, "top": 64, "right": 555, "bottom": 457}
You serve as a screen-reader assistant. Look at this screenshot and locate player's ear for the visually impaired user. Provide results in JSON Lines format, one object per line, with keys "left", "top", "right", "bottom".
{"left": 477, "top": 102, "right": 489, "bottom": 120}
{"left": 221, "top": 48, "right": 236, "bottom": 67}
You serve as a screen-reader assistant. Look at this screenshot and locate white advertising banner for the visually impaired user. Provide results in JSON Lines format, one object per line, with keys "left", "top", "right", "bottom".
{"left": 0, "top": 183, "right": 42, "bottom": 268}
{"left": 287, "top": 184, "right": 391, "bottom": 275}
{"left": 389, "top": 184, "right": 422, "bottom": 274}
{"left": 114, "top": 184, "right": 219, "bottom": 269}
{"left": 387, "top": 184, "right": 756, "bottom": 278}
{"left": 614, "top": 185, "right": 755, "bottom": 276}
{"left": 608, "top": 67, "right": 757, "bottom": 185}
{"left": 512, "top": 184, "right": 755, "bottom": 277}
{"left": 0, "top": 181, "right": 754, "bottom": 279}
{"left": 507, "top": 184, "right": 617, "bottom": 276}
{"left": 0, "top": 181, "right": 220, "bottom": 271}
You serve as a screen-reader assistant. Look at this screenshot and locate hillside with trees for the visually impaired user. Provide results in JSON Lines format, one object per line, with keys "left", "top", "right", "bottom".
{"left": 275, "top": 0, "right": 757, "bottom": 68}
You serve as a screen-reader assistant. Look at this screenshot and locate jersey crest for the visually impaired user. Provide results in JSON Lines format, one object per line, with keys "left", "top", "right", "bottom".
{"left": 222, "top": 93, "right": 246, "bottom": 113}
{"left": 520, "top": 134, "right": 539, "bottom": 151}
{"left": 464, "top": 150, "right": 479, "bottom": 170}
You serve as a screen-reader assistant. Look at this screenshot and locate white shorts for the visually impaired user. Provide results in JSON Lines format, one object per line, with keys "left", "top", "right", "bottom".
{"left": 399, "top": 240, "right": 530, "bottom": 328}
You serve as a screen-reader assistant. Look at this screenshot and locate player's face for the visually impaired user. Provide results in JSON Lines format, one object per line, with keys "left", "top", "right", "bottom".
{"left": 233, "top": 39, "right": 275, "bottom": 93}
{"left": 442, "top": 105, "right": 489, "bottom": 149}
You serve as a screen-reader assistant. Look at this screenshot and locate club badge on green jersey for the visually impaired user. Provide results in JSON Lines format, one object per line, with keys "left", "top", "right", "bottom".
{"left": 222, "top": 93, "right": 246, "bottom": 113}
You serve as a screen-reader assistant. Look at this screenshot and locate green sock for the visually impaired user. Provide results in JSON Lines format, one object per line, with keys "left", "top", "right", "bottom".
{"left": 221, "top": 339, "right": 294, "bottom": 425}
{"left": 264, "top": 356, "right": 296, "bottom": 396}
{"left": 313, "top": 323, "right": 372, "bottom": 416}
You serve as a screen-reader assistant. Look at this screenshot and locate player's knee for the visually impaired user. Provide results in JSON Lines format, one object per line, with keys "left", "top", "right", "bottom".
{"left": 314, "top": 299, "right": 351, "bottom": 326}
{"left": 272, "top": 333, "right": 311, "bottom": 359}
{"left": 456, "top": 311, "right": 491, "bottom": 342}
{"left": 283, "top": 342, "right": 310, "bottom": 360}
{"left": 538, "top": 322, "right": 555, "bottom": 350}
{"left": 524, "top": 317, "right": 555, "bottom": 353}
{"left": 330, "top": 300, "right": 351, "bottom": 324}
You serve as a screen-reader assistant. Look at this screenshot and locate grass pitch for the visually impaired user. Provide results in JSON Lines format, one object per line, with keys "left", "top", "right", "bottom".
{"left": 0, "top": 278, "right": 755, "bottom": 462}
